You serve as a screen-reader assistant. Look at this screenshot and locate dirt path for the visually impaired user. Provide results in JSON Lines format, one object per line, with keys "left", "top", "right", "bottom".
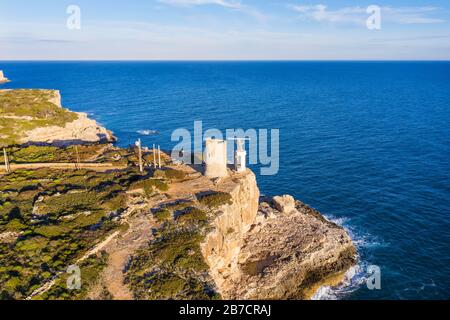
{"left": 98, "top": 200, "right": 156, "bottom": 300}
{"left": 26, "top": 194, "right": 153, "bottom": 300}
{"left": 25, "top": 164, "right": 217, "bottom": 300}
{"left": 1, "top": 162, "right": 127, "bottom": 173}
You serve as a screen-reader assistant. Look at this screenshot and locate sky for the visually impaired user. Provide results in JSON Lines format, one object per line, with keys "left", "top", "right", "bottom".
{"left": 0, "top": 0, "right": 449, "bottom": 60}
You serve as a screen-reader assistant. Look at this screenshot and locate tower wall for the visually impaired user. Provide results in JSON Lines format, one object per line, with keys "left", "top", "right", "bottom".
{"left": 204, "top": 139, "right": 228, "bottom": 178}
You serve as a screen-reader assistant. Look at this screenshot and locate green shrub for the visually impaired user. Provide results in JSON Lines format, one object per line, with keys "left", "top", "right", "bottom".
{"left": 16, "top": 236, "right": 49, "bottom": 252}
{"left": 36, "top": 191, "right": 100, "bottom": 218}
{"left": 11, "top": 146, "right": 58, "bottom": 163}
{"left": 105, "top": 193, "right": 127, "bottom": 212}
{"left": 153, "top": 208, "right": 172, "bottom": 222}
{"left": 141, "top": 179, "right": 168, "bottom": 198}
{"left": 176, "top": 207, "right": 207, "bottom": 224}
{"left": 164, "top": 169, "right": 186, "bottom": 180}
{"left": 197, "top": 192, "right": 232, "bottom": 208}
{"left": 5, "top": 219, "right": 27, "bottom": 231}
{"left": 41, "top": 252, "right": 109, "bottom": 300}
{"left": 34, "top": 224, "right": 72, "bottom": 238}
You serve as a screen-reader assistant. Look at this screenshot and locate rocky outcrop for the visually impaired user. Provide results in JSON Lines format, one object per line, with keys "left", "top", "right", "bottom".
{"left": 202, "top": 172, "right": 357, "bottom": 300}
{"left": 201, "top": 171, "right": 260, "bottom": 293}
{"left": 272, "top": 195, "right": 296, "bottom": 213}
{"left": 23, "top": 112, "right": 115, "bottom": 146}
{"left": 0, "top": 71, "right": 9, "bottom": 83}
{"left": 234, "top": 200, "right": 356, "bottom": 299}
{"left": 22, "top": 90, "right": 115, "bottom": 146}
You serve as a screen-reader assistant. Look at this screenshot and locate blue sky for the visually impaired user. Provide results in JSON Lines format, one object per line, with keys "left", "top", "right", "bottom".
{"left": 0, "top": 0, "right": 449, "bottom": 60}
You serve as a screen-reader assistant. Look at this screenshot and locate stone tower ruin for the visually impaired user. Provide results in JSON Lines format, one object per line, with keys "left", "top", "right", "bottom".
{"left": 204, "top": 138, "right": 228, "bottom": 178}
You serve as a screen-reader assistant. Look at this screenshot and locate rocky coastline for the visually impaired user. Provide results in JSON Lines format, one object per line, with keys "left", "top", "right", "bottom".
{"left": 0, "top": 89, "right": 115, "bottom": 147}
{"left": 0, "top": 88, "right": 357, "bottom": 300}
{"left": 201, "top": 171, "right": 357, "bottom": 300}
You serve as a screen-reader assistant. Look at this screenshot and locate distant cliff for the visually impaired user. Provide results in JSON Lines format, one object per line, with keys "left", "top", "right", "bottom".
{"left": 0, "top": 89, "right": 115, "bottom": 147}
{"left": 0, "top": 71, "right": 9, "bottom": 83}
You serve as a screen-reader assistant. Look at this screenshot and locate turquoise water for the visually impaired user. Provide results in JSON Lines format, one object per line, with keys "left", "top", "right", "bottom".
{"left": 1, "top": 61, "right": 449, "bottom": 299}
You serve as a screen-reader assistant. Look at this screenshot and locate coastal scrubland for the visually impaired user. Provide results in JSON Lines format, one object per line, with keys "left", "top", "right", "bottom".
{"left": 0, "top": 88, "right": 356, "bottom": 300}
{"left": 124, "top": 190, "right": 233, "bottom": 300}
{"left": 0, "top": 161, "right": 139, "bottom": 299}
{"left": 0, "top": 142, "right": 228, "bottom": 300}
{"left": 0, "top": 90, "right": 77, "bottom": 147}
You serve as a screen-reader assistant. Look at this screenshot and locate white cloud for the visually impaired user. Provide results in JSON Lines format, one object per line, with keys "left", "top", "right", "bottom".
{"left": 382, "top": 7, "right": 445, "bottom": 24}
{"left": 291, "top": 4, "right": 445, "bottom": 25}
{"left": 159, "top": 0, "right": 243, "bottom": 9}
{"left": 159, "top": 0, "right": 267, "bottom": 22}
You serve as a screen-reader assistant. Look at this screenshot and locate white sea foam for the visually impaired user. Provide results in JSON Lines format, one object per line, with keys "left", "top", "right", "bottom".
{"left": 311, "top": 214, "right": 382, "bottom": 300}
{"left": 137, "top": 129, "right": 159, "bottom": 136}
{"left": 311, "top": 263, "right": 367, "bottom": 300}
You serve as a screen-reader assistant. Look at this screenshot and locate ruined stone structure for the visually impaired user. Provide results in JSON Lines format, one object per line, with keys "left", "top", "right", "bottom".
{"left": 204, "top": 138, "right": 228, "bottom": 178}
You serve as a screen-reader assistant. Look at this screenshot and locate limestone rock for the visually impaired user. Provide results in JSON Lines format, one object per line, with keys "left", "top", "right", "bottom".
{"left": 201, "top": 171, "right": 260, "bottom": 291}
{"left": 0, "top": 70, "right": 9, "bottom": 83}
{"left": 21, "top": 90, "right": 116, "bottom": 146}
{"left": 272, "top": 195, "right": 296, "bottom": 213}
{"left": 0, "top": 231, "right": 20, "bottom": 244}
{"left": 201, "top": 173, "right": 357, "bottom": 300}
{"left": 23, "top": 112, "right": 116, "bottom": 146}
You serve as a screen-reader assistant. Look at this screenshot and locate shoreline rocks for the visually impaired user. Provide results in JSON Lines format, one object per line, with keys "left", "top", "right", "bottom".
{"left": 0, "top": 70, "right": 9, "bottom": 83}
{"left": 1, "top": 89, "right": 116, "bottom": 146}
{"left": 202, "top": 172, "right": 357, "bottom": 300}
{"left": 22, "top": 90, "right": 116, "bottom": 146}
{"left": 22, "top": 111, "right": 116, "bottom": 146}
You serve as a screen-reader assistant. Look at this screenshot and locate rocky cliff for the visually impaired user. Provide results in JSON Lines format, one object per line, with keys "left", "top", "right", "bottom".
{"left": 0, "top": 89, "right": 115, "bottom": 146}
{"left": 201, "top": 171, "right": 260, "bottom": 293}
{"left": 22, "top": 90, "right": 116, "bottom": 146}
{"left": 1, "top": 88, "right": 356, "bottom": 300}
{"left": 0, "top": 71, "right": 9, "bottom": 83}
{"left": 202, "top": 171, "right": 356, "bottom": 299}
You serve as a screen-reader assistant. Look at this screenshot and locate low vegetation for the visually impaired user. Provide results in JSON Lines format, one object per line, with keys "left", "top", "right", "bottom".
{"left": 38, "top": 251, "right": 110, "bottom": 300}
{"left": 0, "top": 90, "right": 78, "bottom": 147}
{"left": 126, "top": 195, "right": 221, "bottom": 299}
{"left": 0, "top": 164, "right": 146, "bottom": 300}
{"left": 6, "top": 144, "right": 129, "bottom": 165}
{"left": 154, "top": 168, "right": 187, "bottom": 181}
{"left": 197, "top": 191, "right": 232, "bottom": 208}
{"left": 125, "top": 225, "right": 219, "bottom": 300}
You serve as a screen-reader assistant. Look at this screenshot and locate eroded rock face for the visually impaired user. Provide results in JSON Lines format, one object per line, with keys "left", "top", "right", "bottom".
{"left": 0, "top": 70, "right": 9, "bottom": 83}
{"left": 234, "top": 202, "right": 356, "bottom": 299}
{"left": 202, "top": 172, "right": 356, "bottom": 300}
{"left": 23, "top": 112, "right": 115, "bottom": 146}
{"left": 201, "top": 171, "right": 260, "bottom": 293}
{"left": 22, "top": 90, "right": 115, "bottom": 146}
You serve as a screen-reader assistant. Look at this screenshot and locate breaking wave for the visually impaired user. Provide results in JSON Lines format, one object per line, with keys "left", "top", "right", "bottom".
{"left": 311, "top": 214, "right": 384, "bottom": 300}
{"left": 137, "top": 129, "right": 159, "bottom": 136}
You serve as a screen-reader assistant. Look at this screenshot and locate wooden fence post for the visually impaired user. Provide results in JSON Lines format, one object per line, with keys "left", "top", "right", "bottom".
{"left": 3, "top": 148, "right": 11, "bottom": 173}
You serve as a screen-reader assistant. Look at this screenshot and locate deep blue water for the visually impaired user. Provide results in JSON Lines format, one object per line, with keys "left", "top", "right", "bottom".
{"left": 1, "top": 61, "right": 449, "bottom": 300}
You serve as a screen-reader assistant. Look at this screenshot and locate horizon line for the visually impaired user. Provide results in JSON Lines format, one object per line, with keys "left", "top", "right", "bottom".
{"left": 1, "top": 59, "right": 450, "bottom": 63}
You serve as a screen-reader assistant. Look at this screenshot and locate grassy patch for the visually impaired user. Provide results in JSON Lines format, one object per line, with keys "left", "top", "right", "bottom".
{"left": 0, "top": 164, "right": 145, "bottom": 299}
{"left": 153, "top": 208, "right": 172, "bottom": 223}
{"left": 176, "top": 207, "right": 208, "bottom": 225}
{"left": 125, "top": 226, "right": 218, "bottom": 300}
{"left": 154, "top": 169, "right": 186, "bottom": 181}
{"left": 39, "top": 252, "right": 109, "bottom": 300}
{"left": 197, "top": 192, "right": 232, "bottom": 209}
{"left": 0, "top": 90, "right": 78, "bottom": 147}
